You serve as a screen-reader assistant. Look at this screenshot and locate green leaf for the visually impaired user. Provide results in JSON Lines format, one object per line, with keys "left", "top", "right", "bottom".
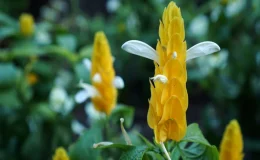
{"left": 119, "top": 146, "right": 148, "bottom": 160}
{"left": 178, "top": 142, "right": 219, "bottom": 160}
{"left": 69, "top": 126, "right": 102, "bottom": 160}
{"left": 136, "top": 132, "right": 155, "bottom": 148}
{"left": 78, "top": 45, "right": 93, "bottom": 59}
{"left": 144, "top": 151, "right": 165, "bottom": 160}
{"left": 109, "top": 104, "right": 135, "bottom": 128}
{"left": 0, "top": 88, "right": 21, "bottom": 107}
{"left": 94, "top": 143, "right": 133, "bottom": 151}
{"left": 0, "top": 27, "right": 17, "bottom": 40}
{"left": 171, "top": 146, "right": 181, "bottom": 160}
{"left": 0, "top": 63, "right": 20, "bottom": 88}
{"left": 181, "top": 123, "right": 210, "bottom": 146}
{"left": 56, "top": 34, "right": 77, "bottom": 52}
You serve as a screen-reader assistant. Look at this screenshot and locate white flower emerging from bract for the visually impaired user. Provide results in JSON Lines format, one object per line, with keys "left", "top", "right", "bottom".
{"left": 121, "top": 40, "right": 220, "bottom": 64}
{"left": 151, "top": 75, "right": 168, "bottom": 84}
{"left": 74, "top": 81, "right": 100, "bottom": 104}
{"left": 113, "top": 76, "right": 124, "bottom": 89}
{"left": 92, "top": 73, "right": 102, "bottom": 83}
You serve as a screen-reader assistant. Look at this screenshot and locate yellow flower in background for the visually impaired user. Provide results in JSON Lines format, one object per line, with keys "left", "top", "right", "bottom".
{"left": 52, "top": 147, "right": 70, "bottom": 160}
{"left": 122, "top": 1, "right": 220, "bottom": 143}
{"left": 75, "top": 31, "right": 124, "bottom": 115}
{"left": 220, "top": 119, "right": 244, "bottom": 160}
{"left": 19, "top": 13, "right": 34, "bottom": 36}
{"left": 27, "top": 73, "right": 38, "bottom": 85}
{"left": 91, "top": 31, "right": 117, "bottom": 115}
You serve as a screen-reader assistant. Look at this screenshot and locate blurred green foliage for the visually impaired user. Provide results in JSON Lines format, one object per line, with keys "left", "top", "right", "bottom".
{"left": 0, "top": 0, "right": 259, "bottom": 159}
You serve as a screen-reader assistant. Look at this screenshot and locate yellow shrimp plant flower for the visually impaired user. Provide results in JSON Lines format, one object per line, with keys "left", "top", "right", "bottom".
{"left": 52, "top": 147, "right": 70, "bottom": 160}
{"left": 19, "top": 13, "right": 34, "bottom": 36}
{"left": 220, "top": 119, "right": 244, "bottom": 160}
{"left": 122, "top": 1, "right": 220, "bottom": 143}
{"left": 75, "top": 31, "right": 124, "bottom": 115}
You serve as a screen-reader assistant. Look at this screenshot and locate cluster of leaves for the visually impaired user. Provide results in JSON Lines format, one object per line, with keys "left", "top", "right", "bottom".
{"left": 89, "top": 123, "right": 219, "bottom": 160}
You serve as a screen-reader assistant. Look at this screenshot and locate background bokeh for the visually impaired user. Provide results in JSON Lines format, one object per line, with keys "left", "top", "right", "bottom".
{"left": 0, "top": 0, "right": 259, "bottom": 159}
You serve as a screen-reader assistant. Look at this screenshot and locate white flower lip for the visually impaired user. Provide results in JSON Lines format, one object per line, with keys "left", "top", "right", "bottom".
{"left": 186, "top": 41, "right": 220, "bottom": 61}
{"left": 121, "top": 40, "right": 220, "bottom": 62}
{"left": 75, "top": 89, "right": 89, "bottom": 103}
{"left": 113, "top": 76, "right": 124, "bottom": 89}
{"left": 121, "top": 40, "right": 159, "bottom": 63}
{"left": 78, "top": 81, "right": 100, "bottom": 98}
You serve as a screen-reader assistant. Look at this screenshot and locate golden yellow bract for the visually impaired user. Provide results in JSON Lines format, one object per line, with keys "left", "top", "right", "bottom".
{"left": 147, "top": 1, "right": 188, "bottom": 143}
{"left": 19, "top": 13, "right": 34, "bottom": 36}
{"left": 91, "top": 31, "right": 117, "bottom": 115}
{"left": 220, "top": 119, "right": 244, "bottom": 160}
{"left": 52, "top": 147, "right": 70, "bottom": 160}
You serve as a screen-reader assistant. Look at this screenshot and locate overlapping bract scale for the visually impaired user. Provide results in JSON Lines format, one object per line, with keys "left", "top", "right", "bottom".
{"left": 91, "top": 32, "right": 117, "bottom": 115}
{"left": 147, "top": 1, "right": 188, "bottom": 143}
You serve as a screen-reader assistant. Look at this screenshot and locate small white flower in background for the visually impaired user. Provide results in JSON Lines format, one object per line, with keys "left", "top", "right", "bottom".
{"left": 194, "top": 49, "right": 228, "bottom": 77}
{"left": 49, "top": 86, "right": 74, "bottom": 115}
{"left": 71, "top": 120, "right": 86, "bottom": 135}
{"left": 75, "top": 59, "right": 124, "bottom": 104}
{"left": 85, "top": 103, "right": 105, "bottom": 122}
{"left": 189, "top": 14, "right": 209, "bottom": 38}
{"left": 35, "top": 30, "right": 51, "bottom": 45}
{"left": 50, "top": 0, "right": 68, "bottom": 12}
{"left": 106, "top": 0, "right": 120, "bottom": 13}
{"left": 126, "top": 13, "right": 139, "bottom": 31}
{"left": 211, "top": 6, "right": 222, "bottom": 22}
{"left": 50, "top": 86, "right": 67, "bottom": 112}
{"left": 83, "top": 58, "right": 91, "bottom": 71}
{"left": 225, "top": 0, "right": 245, "bottom": 18}
{"left": 113, "top": 76, "right": 124, "bottom": 89}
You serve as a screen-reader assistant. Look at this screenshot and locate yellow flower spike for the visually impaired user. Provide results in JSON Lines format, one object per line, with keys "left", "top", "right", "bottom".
{"left": 27, "top": 73, "right": 38, "bottom": 85}
{"left": 52, "top": 147, "right": 70, "bottom": 160}
{"left": 19, "top": 13, "right": 34, "bottom": 36}
{"left": 220, "top": 119, "right": 244, "bottom": 160}
{"left": 122, "top": 1, "right": 220, "bottom": 144}
{"left": 91, "top": 31, "right": 117, "bottom": 115}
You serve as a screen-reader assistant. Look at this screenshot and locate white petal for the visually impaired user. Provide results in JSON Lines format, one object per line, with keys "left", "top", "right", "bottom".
{"left": 83, "top": 58, "right": 92, "bottom": 70}
{"left": 150, "top": 75, "right": 168, "bottom": 84}
{"left": 78, "top": 81, "right": 99, "bottom": 98}
{"left": 92, "top": 73, "right": 102, "bottom": 83}
{"left": 186, "top": 41, "right": 220, "bottom": 61}
{"left": 75, "top": 89, "right": 89, "bottom": 103}
{"left": 71, "top": 120, "right": 85, "bottom": 135}
{"left": 121, "top": 40, "right": 159, "bottom": 63}
{"left": 113, "top": 76, "right": 124, "bottom": 89}
{"left": 93, "top": 142, "right": 114, "bottom": 148}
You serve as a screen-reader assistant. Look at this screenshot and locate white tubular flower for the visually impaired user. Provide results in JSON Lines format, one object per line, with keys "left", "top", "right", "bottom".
{"left": 121, "top": 40, "right": 220, "bottom": 64}
{"left": 113, "top": 76, "right": 124, "bottom": 89}
{"left": 92, "top": 73, "right": 102, "bottom": 83}
{"left": 150, "top": 75, "right": 168, "bottom": 84}
{"left": 74, "top": 89, "right": 88, "bottom": 103}
{"left": 75, "top": 81, "right": 100, "bottom": 104}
